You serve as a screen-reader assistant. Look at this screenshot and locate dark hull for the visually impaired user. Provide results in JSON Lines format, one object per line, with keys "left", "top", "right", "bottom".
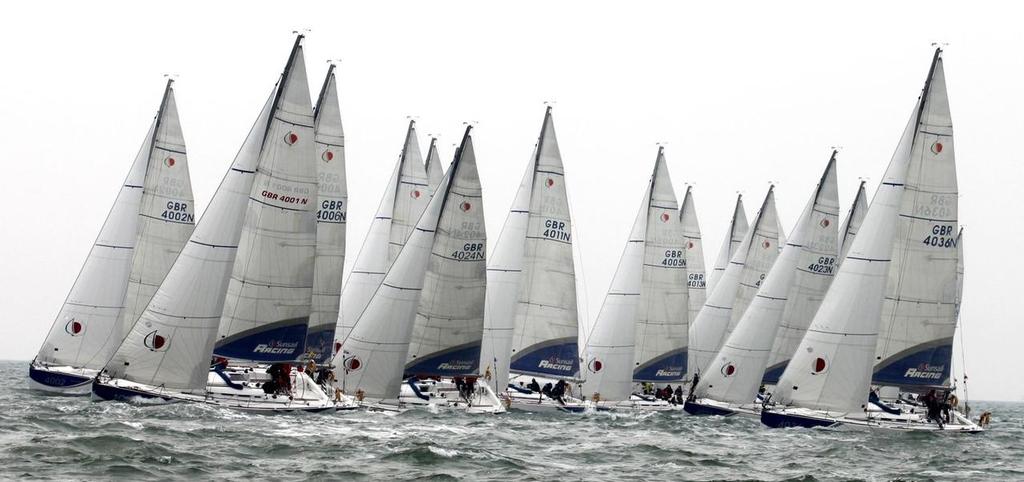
{"left": 760, "top": 409, "right": 841, "bottom": 429}
{"left": 684, "top": 400, "right": 737, "bottom": 416}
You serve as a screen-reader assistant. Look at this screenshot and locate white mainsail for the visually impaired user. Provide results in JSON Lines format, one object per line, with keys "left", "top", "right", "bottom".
{"left": 306, "top": 64, "right": 348, "bottom": 363}
{"left": 425, "top": 137, "right": 445, "bottom": 190}
{"left": 707, "top": 195, "right": 748, "bottom": 295}
{"left": 340, "top": 126, "right": 481, "bottom": 402}
{"left": 37, "top": 80, "right": 195, "bottom": 371}
{"left": 680, "top": 186, "right": 707, "bottom": 337}
{"left": 770, "top": 50, "right": 948, "bottom": 414}
{"left": 696, "top": 153, "right": 839, "bottom": 404}
{"left": 213, "top": 38, "right": 318, "bottom": 362}
{"left": 873, "top": 51, "right": 958, "bottom": 389}
{"left": 838, "top": 180, "right": 868, "bottom": 264}
{"left": 334, "top": 121, "right": 431, "bottom": 349}
{"left": 687, "top": 186, "right": 782, "bottom": 378}
{"left": 103, "top": 36, "right": 308, "bottom": 390}
{"left": 480, "top": 107, "right": 579, "bottom": 391}
{"left": 632, "top": 149, "right": 687, "bottom": 382}
{"left": 582, "top": 148, "right": 676, "bottom": 401}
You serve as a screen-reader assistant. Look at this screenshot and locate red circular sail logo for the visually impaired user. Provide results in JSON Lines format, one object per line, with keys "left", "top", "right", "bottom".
{"left": 687, "top": 241, "right": 695, "bottom": 249}
{"left": 143, "top": 330, "right": 168, "bottom": 351}
{"left": 722, "top": 363, "right": 736, "bottom": 377}
{"left": 344, "top": 357, "right": 362, "bottom": 371}
{"left": 812, "top": 357, "right": 828, "bottom": 374}
{"left": 931, "top": 141, "right": 944, "bottom": 154}
{"left": 546, "top": 178, "right": 555, "bottom": 188}
{"left": 322, "top": 150, "right": 334, "bottom": 162}
{"left": 164, "top": 157, "right": 176, "bottom": 167}
{"left": 820, "top": 218, "right": 830, "bottom": 228}
{"left": 411, "top": 190, "right": 421, "bottom": 199}
{"left": 589, "top": 359, "right": 603, "bottom": 373}
{"left": 762, "top": 240, "right": 771, "bottom": 249}
{"left": 285, "top": 132, "right": 299, "bottom": 145}
{"left": 64, "top": 319, "right": 83, "bottom": 336}
{"left": 461, "top": 202, "right": 472, "bottom": 212}
{"left": 661, "top": 213, "right": 671, "bottom": 223}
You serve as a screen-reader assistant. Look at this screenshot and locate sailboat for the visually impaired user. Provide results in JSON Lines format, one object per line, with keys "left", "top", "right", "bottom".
{"left": 706, "top": 195, "right": 748, "bottom": 294}
{"left": 333, "top": 120, "right": 432, "bottom": 351}
{"left": 31, "top": 80, "right": 196, "bottom": 394}
{"left": 479, "top": 107, "right": 586, "bottom": 413}
{"left": 304, "top": 64, "right": 348, "bottom": 364}
{"left": 93, "top": 36, "right": 337, "bottom": 412}
{"left": 760, "top": 49, "right": 980, "bottom": 432}
{"left": 838, "top": 180, "right": 868, "bottom": 265}
{"left": 581, "top": 147, "right": 687, "bottom": 411}
{"left": 687, "top": 186, "right": 784, "bottom": 380}
{"left": 425, "top": 137, "right": 445, "bottom": 190}
{"left": 685, "top": 152, "right": 839, "bottom": 416}
{"left": 339, "top": 126, "right": 504, "bottom": 414}
{"left": 680, "top": 187, "right": 707, "bottom": 332}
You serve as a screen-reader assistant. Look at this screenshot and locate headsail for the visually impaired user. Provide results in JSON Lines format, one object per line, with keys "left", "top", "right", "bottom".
{"left": 697, "top": 153, "right": 839, "bottom": 403}
{"left": 687, "top": 186, "right": 782, "bottom": 378}
{"left": 771, "top": 49, "right": 946, "bottom": 414}
{"left": 38, "top": 81, "right": 197, "bottom": 371}
{"left": 425, "top": 137, "right": 445, "bottom": 190}
{"left": 334, "top": 121, "right": 431, "bottom": 349}
{"left": 103, "top": 37, "right": 306, "bottom": 390}
{"left": 306, "top": 64, "right": 348, "bottom": 362}
{"left": 341, "top": 126, "right": 481, "bottom": 401}
{"left": 707, "top": 195, "right": 748, "bottom": 294}
{"left": 680, "top": 187, "right": 707, "bottom": 335}
{"left": 632, "top": 149, "right": 688, "bottom": 382}
{"left": 213, "top": 36, "right": 318, "bottom": 363}
{"left": 838, "top": 181, "right": 868, "bottom": 264}
{"left": 873, "top": 50, "right": 958, "bottom": 389}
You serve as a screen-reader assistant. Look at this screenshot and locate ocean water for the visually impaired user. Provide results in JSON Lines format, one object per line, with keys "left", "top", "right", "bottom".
{"left": 2, "top": 361, "right": 1021, "bottom": 481}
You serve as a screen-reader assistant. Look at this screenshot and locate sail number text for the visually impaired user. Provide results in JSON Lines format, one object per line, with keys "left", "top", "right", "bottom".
{"left": 661, "top": 249, "right": 687, "bottom": 268}
{"left": 161, "top": 201, "right": 194, "bottom": 223}
{"left": 922, "top": 224, "right": 957, "bottom": 248}
{"left": 452, "top": 242, "right": 485, "bottom": 261}
{"left": 543, "top": 219, "right": 571, "bottom": 242}
{"left": 317, "top": 199, "right": 346, "bottom": 223}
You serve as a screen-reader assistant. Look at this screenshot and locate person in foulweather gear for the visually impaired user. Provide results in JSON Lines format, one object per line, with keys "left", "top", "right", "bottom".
{"left": 922, "top": 389, "right": 943, "bottom": 428}
{"left": 686, "top": 373, "right": 700, "bottom": 402}
{"left": 527, "top": 378, "right": 541, "bottom": 393}
{"left": 940, "top": 391, "right": 953, "bottom": 424}
{"left": 542, "top": 382, "right": 553, "bottom": 397}
{"left": 673, "top": 386, "right": 684, "bottom": 404}
{"left": 454, "top": 376, "right": 465, "bottom": 397}
{"left": 211, "top": 356, "right": 229, "bottom": 371}
{"left": 266, "top": 364, "right": 290, "bottom": 395}
{"left": 664, "top": 385, "right": 673, "bottom": 401}
{"left": 551, "top": 380, "right": 567, "bottom": 405}
{"left": 465, "top": 377, "right": 477, "bottom": 399}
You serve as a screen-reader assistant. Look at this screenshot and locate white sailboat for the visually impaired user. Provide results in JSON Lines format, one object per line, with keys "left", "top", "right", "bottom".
{"left": 333, "top": 120, "right": 431, "bottom": 350}
{"left": 31, "top": 80, "right": 196, "bottom": 394}
{"left": 680, "top": 187, "right": 707, "bottom": 333}
{"left": 339, "top": 126, "right": 504, "bottom": 413}
{"left": 305, "top": 64, "right": 348, "bottom": 364}
{"left": 838, "top": 180, "right": 868, "bottom": 265}
{"left": 93, "top": 36, "right": 337, "bottom": 412}
{"left": 687, "top": 186, "right": 783, "bottom": 379}
{"left": 581, "top": 147, "right": 685, "bottom": 411}
{"left": 706, "top": 195, "right": 747, "bottom": 295}
{"left": 761, "top": 49, "right": 980, "bottom": 432}
{"left": 686, "top": 152, "right": 839, "bottom": 416}
{"left": 479, "top": 107, "right": 586, "bottom": 413}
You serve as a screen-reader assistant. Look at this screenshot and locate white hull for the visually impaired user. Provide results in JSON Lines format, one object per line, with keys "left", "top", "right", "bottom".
{"left": 762, "top": 405, "right": 983, "bottom": 433}
{"left": 594, "top": 396, "right": 683, "bottom": 412}
{"left": 397, "top": 379, "right": 506, "bottom": 414}
{"left": 505, "top": 389, "right": 589, "bottom": 413}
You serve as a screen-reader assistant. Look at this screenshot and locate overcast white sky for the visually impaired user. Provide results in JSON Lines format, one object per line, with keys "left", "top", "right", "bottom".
{"left": 2, "top": 1, "right": 1021, "bottom": 401}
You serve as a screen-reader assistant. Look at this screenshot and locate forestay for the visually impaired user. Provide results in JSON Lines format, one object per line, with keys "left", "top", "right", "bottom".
{"left": 698, "top": 153, "right": 838, "bottom": 403}
{"left": 103, "top": 38, "right": 304, "bottom": 390}
{"left": 873, "top": 51, "right": 958, "bottom": 389}
{"left": 632, "top": 149, "right": 688, "bottom": 382}
{"left": 707, "top": 195, "right": 748, "bottom": 295}
{"left": 340, "top": 127, "right": 479, "bottom": 402}
{"left": 687, "top": 187, "right": 781, "bottom": 378}
{"left": 213, "top": 38, "right": 318, "bottom": 363}
{"left": 334, "top": 121, "right": 431, "bottom": 349}
{"left": 306, "top": 65, "right": 348, "bottom": 363}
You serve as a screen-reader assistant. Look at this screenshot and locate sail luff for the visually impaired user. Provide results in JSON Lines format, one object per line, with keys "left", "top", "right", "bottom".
{"left": 838, "top": 180, "right": 868, "bottom": 264}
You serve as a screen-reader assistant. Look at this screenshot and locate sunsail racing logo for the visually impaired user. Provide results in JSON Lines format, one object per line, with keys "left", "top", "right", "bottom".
{"left": 253, "top": 340, "right": 299, "bottom": 356}
{"left": 656, "top": 369, "right": 683, "bottom": 378}
{"left": 539, "top": 357, "right": 574, "bottom": 373}
{"left": 904, "top": 363, "right": 945, "bottom": 380}
{"left": 438, "top": 360, "right": 474, "bottom": 371}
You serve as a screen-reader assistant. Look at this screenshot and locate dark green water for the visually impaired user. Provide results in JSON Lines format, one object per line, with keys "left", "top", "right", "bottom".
{"left": 2, "top": 361, "right": 1020, "bottom": 481}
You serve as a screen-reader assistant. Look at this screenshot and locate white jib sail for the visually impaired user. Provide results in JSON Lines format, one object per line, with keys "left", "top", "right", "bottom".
{"left": 213, "top": 39, "right": 318, "bottom": 363}
{"left": 687, "top": 186, "right": 781, "bottom": 378}
{"left": 873, "top": 51, "right": 958, "bottom": 389}
{"left": 340, "top": 127, "right": 478, "bottom": 402}
{"left": 37, "top": 119, "right": 151, "bottom": 370}
{"left": 838, "top": 180, "right": 868, "bottom": 265}
{"left": 334, "top": 121, "right": 430, "bottom": 350}
{"left": 632, "top": 148, "right": 688, "bottom": 382}
{"left": 581, "top": 152, "right": 656, "bottom": 402}
{"left": 306, "top": 65, "right": 348, "bottom": 362}
{"left": 103, "top": 35, "right": 297, "bottom": 390}
{"left": 770, "top": 53, "right": 940, "bottom": 413}
{"left": 680, "top": 186, "right": 707, "bottom": 340}
{"left": 707, "top": 195, "right": 748, "bottom": 295}
{"left": 425, "top": 137, "right": 445, "bottom": 191}
{"left": 697, "top": 153, "right": 839, "bottom": 404}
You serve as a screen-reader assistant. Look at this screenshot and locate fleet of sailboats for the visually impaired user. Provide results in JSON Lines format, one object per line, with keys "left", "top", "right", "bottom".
{"left": 28, "top": 38, "right": 983, "bottom": 431}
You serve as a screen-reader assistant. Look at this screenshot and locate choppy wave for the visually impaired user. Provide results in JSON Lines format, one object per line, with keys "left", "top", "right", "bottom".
{"left": 3, "top": 361, "right": 1021, "bottom": 481}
